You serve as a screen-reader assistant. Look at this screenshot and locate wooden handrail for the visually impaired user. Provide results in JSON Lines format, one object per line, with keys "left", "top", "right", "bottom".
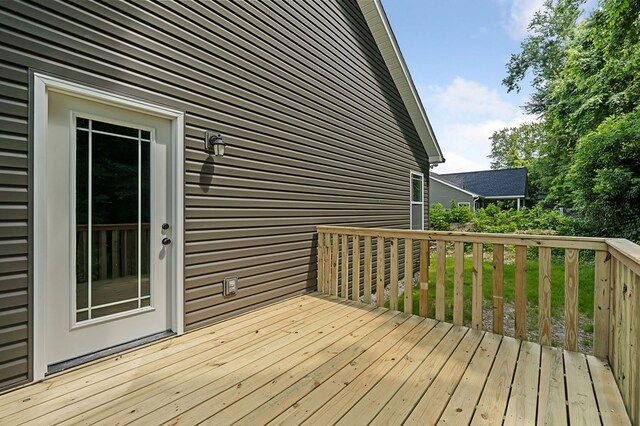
{"left": 317, "top": 225, "right": 608, "bottom": 250}
{"left": 316, "top": 225, "right": 639, "bottom": 424}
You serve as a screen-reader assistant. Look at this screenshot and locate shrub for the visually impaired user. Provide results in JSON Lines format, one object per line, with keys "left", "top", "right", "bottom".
{"left": 428, "top": 203, "right": 576, "bottom": 236}
{"left": 429, "top": 203, "right": 450, "bottom": 230}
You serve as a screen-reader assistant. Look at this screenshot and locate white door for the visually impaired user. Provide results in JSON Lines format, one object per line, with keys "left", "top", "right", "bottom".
{"left": 45, "top": 92, "right": 174, "bottom": 366}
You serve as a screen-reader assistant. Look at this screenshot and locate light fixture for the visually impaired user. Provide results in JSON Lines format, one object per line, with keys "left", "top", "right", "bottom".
{"left": 205, "top": 131, "right": 225, "bottom": 156}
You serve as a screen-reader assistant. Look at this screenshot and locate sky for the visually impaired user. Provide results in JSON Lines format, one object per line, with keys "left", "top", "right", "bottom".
{"left": 380, "top": 0, "right": 555, "bottom": 173}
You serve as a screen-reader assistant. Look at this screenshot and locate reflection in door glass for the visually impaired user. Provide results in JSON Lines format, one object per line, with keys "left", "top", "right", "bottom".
{"left": 75, "top": 118, "right": 151, "bottom": 323}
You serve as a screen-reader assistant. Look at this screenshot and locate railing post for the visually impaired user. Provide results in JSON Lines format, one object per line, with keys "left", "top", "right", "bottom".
{"left": 593, "top": 250, "right": 611, "bottom": 358}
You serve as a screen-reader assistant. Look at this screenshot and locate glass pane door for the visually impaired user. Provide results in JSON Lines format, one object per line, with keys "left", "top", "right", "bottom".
{"left": 75, "top": 117, "right": 151, "bottom": 323}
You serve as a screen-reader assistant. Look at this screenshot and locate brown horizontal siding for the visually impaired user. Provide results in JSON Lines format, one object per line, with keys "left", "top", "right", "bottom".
{"left": 0, "top": 0, "right": 431, "bottom": 389}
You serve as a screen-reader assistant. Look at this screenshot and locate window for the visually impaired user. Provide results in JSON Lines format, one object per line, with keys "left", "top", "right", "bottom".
{"left": 458, "top": 202, "right": 471, "bottom": 208}
{"left": 410, "top": 171, "right": 424, "bottom": 230}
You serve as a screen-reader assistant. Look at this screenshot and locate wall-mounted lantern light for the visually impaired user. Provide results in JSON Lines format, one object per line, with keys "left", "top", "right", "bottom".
{"left": 205, "top": 131, "right": 226, "bottom": 156}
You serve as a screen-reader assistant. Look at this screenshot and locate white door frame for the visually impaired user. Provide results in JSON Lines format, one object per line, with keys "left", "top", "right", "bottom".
{"left": 32, "top": 73, "right": 185, "bottom": 381}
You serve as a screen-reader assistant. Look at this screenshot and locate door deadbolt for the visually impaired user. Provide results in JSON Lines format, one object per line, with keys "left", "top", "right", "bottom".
{"left": 162, "top": 223, "right": 170, "bottom": 230}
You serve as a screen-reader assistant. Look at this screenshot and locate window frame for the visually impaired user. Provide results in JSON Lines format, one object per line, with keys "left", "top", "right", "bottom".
{"left": 409, "top": 170, "right": 425, "bottom": 230}
{"left": 457, "top": 201, "right": 471, "bottom": 208}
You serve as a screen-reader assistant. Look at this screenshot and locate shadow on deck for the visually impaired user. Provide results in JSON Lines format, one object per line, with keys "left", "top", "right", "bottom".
{"left": 0, "top": 293, "right": 629, "bottom": 425}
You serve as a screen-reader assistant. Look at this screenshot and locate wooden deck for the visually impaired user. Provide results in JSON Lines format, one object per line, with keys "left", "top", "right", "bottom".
{"left": 0, "top": 293, "right": 630, "bottom": 425}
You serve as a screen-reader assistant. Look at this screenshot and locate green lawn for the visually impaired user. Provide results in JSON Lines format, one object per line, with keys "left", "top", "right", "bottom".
{"left": 393, "top": 253, "right": 595, "bottom": 328}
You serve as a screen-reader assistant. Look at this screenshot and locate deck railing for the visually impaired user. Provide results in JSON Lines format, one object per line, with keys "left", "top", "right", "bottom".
{"left": 76, "top": 223, "right": 150, "bottom": 281}
{"left": 316, "top": 225, "right": 639, "bottom": 423}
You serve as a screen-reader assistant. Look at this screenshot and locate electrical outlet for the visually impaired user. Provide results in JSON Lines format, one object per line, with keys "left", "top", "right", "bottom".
{"left": 223, "top": 277, "right": 238, "bottom": 296}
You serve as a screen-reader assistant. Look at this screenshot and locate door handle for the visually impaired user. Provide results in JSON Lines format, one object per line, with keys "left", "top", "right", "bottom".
{"left": 162, "top": 237, "right": 172, "bottom": 246}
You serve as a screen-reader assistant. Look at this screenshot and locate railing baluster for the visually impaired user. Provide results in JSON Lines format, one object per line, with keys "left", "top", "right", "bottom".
{"left": 610, "top": 257, "right": 618, "bottom": 364}
{"left": 472, "top": 242, "right": 483, "bottom": 330}
{"left": 111, "top": 230, "right": 119, "bottom": 278}
{"left": 631, "top": 272, "right": 640, "bottom": 422}
{"left": 317, "top": 232, "right": 325, "bottom": 293}
{"left": 331, "top": 233, "right": 339, "bottom": 297}
{"left": 620, "top": 265, "right": 631, "bottom": 404}
{"left": 352, "top": 236, "right": 361, "bottom": 302}
{"left": 404, "top": 238, "right": 413, "bottom": 314}
{"left": 364, "top": 236, "right": 372, "bottom": 303}
{"left": 419, "top": 240, "right": 429, "bottom": 317}
{"left": 593, "top": 250, "right": 610, "bottom": 358}
{"left": 436, "top": 240, "right": 446, "bottom": 321}
{"left": 316, "top": 232, "right": 324, "bottom": 293}
{"left": 515, "top": 245, "right": 527, "bottom": 339}
{"left": 100, "top": 230, "right": 108, "bottom": 280}
{"left": 492, "top": 244, "right": 504, "bottom": 335}
{"left": 453, "top": 241, "right": 464, "bottom": 326}
{"left": 377, "top": 236, "right": 385, "bottom": 308}
{"left": 390, "top": 238, "right": 399, "bottom": 310}
{"left": 341, "top": 234, "right": 348, "bottom": 299}
{"left": 538, "top": 247, "right": 552, "bottom": 346}
{"left": 564, "top": 248, "right": 579, "bottom": 351}
{"left": 324, "top": 233, "right": 331, "bottom": 294}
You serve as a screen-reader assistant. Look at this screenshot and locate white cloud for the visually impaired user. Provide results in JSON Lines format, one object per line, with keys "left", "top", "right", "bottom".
{"left": 421, "top": 77, "right": 538, "bottom": 173}
{"left": 433, "top": 113, "right": 537, "bottom": 172}
{"left": 500, "top": 0, "right": 598, "bottom": 40}
{"left": 504, "top": 0, "right": 545, "bottom": 39}
{"left": 427, "top": 77, "right": 516, "bottom": 119}
{"left": 431, "top": 153, "right": 488, "bottom": 174}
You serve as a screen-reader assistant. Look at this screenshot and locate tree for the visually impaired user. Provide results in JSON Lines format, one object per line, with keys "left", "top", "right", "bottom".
{"left": 489, "top": 122, "right": 545, "bottom": 169}
{"left": 503, "top": 0, "right": 585, "bottom": 115}
{"left": 488, "top": 122, "right": 547, "bottom": 199}
{"left": 567, "top": 107, "right": 640, "bottom": 241}
{"left": 499, "top": 0, "right": 640, "bottom": 240}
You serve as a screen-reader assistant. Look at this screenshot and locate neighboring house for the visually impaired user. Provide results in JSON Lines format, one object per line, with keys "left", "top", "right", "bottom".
{"left": 0, "top": 0, "right": 443, "bottom": 390}
{"left": 430, "top": 168, "right": 527, "bottom": 211}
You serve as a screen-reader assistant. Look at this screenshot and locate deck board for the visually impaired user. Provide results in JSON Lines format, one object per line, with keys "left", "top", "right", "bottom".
{"left": 0, "top": 293, "right": 629, "bottom": 425}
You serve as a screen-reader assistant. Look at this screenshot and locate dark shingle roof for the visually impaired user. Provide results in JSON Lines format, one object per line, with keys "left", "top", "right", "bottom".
{"left": 434, "top": 168, "right": 527, "bottom": 198}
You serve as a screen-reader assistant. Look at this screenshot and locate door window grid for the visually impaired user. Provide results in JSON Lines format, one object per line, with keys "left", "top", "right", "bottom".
{"left": 75, "top": 118, "right": 151, "bottom": 323}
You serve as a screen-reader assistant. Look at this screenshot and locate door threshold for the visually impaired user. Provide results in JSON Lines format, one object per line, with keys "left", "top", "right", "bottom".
{"left": 46, "top": 330, "right": 175, "bottom": 375}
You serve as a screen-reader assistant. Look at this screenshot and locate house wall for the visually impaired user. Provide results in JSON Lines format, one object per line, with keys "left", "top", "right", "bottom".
{"left": 0, "top": 0, "right": 430, "bottom": 390}
{"left": 429, "top": 178, "right": 475, "bottom": 211}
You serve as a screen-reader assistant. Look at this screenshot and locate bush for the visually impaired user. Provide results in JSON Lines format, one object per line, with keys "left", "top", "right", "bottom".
{"left": 429, "top": 203, "right": 450, "bottom": 231}
{"left": 429, "top": 203, "right": 576, "bottom": 236}
{"left": 448, "top": 201, "right": 474, "bottom": 224}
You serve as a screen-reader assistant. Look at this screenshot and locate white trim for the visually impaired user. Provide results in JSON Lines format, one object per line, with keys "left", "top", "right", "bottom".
{"left": 482, "top": 195, "right": 527, "bottom": 200}
{"left": 357, "top": 0, "right": 444, "bottom": 164}
{"left": 457, "top": 202, "right": 471, "bottom": 207}
{"left": 410, "top": 170, "right": 425, "bottom": 231}
{"left": 32, "top": 73, "right": 185, "bottom": 381}
{"left": 429, "top": 175, "right": 479, "bottom": 197}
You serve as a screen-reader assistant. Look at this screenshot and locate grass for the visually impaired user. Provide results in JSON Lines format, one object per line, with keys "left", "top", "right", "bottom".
{"left": 391, "top": 252, "right": 595, "bottom": 328}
